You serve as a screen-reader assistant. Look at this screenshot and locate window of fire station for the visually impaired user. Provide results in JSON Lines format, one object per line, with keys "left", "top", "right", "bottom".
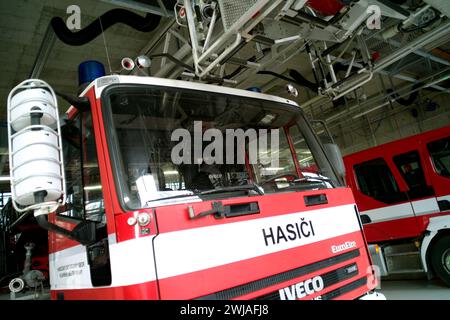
{"left": 427, "top": 136, "right": 450, "bottom": 178}
{"left": 102, "top": 85, "right": 338, "bottom": 210}
{"left": 60, "top": 112, "right": 105, "bottom": 223}
{"left": 393, "top": 150, "right": 434, "bottom": 199}
{"left": 354, "top": 158, "right": 408, "bottom": 204}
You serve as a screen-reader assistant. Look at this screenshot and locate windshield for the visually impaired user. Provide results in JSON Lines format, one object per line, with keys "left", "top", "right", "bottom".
{"left": 102, "top": 84, "right": 339, "bottom": 209}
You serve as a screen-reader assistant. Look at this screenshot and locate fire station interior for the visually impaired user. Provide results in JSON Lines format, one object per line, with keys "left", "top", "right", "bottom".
{"left": 0, "top": 0, "right": 449, "bottom": 300}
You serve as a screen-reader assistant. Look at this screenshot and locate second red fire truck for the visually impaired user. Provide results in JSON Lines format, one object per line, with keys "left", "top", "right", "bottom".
{"left": 344, "top": 126, "right": 450, "bottom": 286}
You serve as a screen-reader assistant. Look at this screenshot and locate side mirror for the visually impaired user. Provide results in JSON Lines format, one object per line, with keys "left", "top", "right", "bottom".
{"left": 310, "top": 120, "right": 345, "bottom": 181}
{"left": 323, "top": 143, "right": 346, "bottom": 179}
{"left": 71, "top": 220, "right": 97, "bottom": 246}
{"left": 35, "top": 215, "right": 97, "bottom": 246}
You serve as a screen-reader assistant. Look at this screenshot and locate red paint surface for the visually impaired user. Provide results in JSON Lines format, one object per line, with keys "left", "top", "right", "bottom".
{"left": 344, "top": 125, "right": 450, "bottom": 242}
{"left": 308, "top": 0, "right": 344, "bottom": 16}
{"left": 157, "top": 231, "right": 370, "bottom": 299}
{"left": 49, "top": 84, "right": 373, "bottom": 300}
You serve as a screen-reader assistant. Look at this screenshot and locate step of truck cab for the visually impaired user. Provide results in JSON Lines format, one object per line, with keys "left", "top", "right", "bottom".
{"left": 383, "top": 243, "right": 425, "bottom": 274}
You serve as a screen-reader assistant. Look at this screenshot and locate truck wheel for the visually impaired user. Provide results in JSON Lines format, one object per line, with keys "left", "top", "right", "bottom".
{"left": 430, "top": 235, "right": 450, "bottom": 286}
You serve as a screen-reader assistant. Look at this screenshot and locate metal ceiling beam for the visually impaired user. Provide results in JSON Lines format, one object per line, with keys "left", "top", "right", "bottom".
{"left": 100, "top": 0, "right": 174, "bottom": 17}
{"left": 374, "top": 20, "right": 450, "bottom": 72}
{"left": 139, "top": 19, "right": 176, "bottom": 56}
{"left": 324, "top": 67, "right": 450, "bottom": 123}
{"left": 258, "top": 21, "right": 450, "bottom": 102}
{"left": 29, "top": 24, "right": 56, "bottom": 78}
{"left": 372, "top": 35, "right": 450, "bottom": 67}
{"left": 154, "top": 43, "right": 192, "bottom": 78}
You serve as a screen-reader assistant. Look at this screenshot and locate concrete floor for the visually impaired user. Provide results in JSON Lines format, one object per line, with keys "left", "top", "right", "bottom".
{"left": 378, "top": 279, "right": 450, "bottom": 300}
{"left": 0, "top": 280, "right": 448, "bottom": 300}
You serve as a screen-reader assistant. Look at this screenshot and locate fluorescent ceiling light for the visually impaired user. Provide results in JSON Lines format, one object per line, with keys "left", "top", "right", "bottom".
{"left": 84, "top": 185, "right": 102, "bottom": 191}
{"left": 164, "top": 171, "right": 179, "bottom": 175}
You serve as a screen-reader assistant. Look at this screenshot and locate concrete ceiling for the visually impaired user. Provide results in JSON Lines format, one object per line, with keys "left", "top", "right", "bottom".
{"left": 0, "top": 0, "right": 169, "bottom": 189}
{"left": 0, "top": 0, "right": 166, "bottom": 122}
{"left": 1, "top": 0, "right": 449, "bottom": 120}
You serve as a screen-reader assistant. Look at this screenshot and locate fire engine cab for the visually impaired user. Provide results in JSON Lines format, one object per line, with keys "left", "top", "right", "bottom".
{"left": 344, "top": 126, "right": 450, "bottom": 286}
{"left": 6, "top": 75, "right": 383, "bottom": 300}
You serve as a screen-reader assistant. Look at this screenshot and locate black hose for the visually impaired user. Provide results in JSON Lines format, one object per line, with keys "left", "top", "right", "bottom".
{"left": 387, "top": 82, "right": 423, "bottom": 106}
{"left": 289, "top": 69, "right": 318, "bottom": 92}
{"left": 257, "top": 70, "right": 299, "bottom": 85}
{"left": 258, "top": 69, "right": 345, "bottom": 108}
{"left": 149, "top": 53, "right": 195, "bottom": 72}
{"left": 289, "top": 69, "right": 346, "bottom": 108}
{"left": 55, "top": 91, "right": 90, "bottom": 111}
{"left": 223, "top": 65, "right": 245, "bottom": 79}
{"left": 51, "top": 9, "right": 162, "bottom": 46}
{"left": 223, "top": 48, "right": 270, "bottom": 80}
{"left": 399, "top": 10, "right": 441, "bottom": 33}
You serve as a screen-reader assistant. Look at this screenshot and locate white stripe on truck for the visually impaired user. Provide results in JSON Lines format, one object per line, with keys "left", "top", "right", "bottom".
{"left": 153, "top": 204, "right": 360, "bottom": 279}
{"left": 51, "top": 204, "right": 361, "bottom": 289}
{"left": 361, "top": 196, "right": 450, "bottom": 224}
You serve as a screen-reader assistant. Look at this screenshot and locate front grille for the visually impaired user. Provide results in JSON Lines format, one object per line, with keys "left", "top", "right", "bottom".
{"left": 255, "top": 263, "right": 360, "bottom": 300}
{"left": 321, "top": 277, "right": 367, "bottom": 300}
{"left": 196, "top": 249, "right": 360, "bottom": 300}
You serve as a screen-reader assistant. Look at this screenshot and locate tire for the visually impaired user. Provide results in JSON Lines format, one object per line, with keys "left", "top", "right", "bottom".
{"left": 430, "top": 235, "right": 450, "bottom": 286}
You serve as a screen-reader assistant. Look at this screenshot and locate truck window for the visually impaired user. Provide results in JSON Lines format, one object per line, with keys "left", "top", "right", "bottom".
{"left": 393, "top": 151, "right": 434, "bottom": 199}
{"left": 289, "top": 124, "right": 320, "bottom": 174}
{"left": 60, "top": 112, "right": 111, "bottom": 287}
{"left": 102, "top": 85, "right": 338, "bottom": 210}
{"left": 60, "top": 115, "right": 84, "bottom": 219}
{"left": 253, "top": 127, "right": 297, "bottom": 182}
{"left": 427, "top": 137, "right": 450, "bottom": 178}
{"left": 59, "top": 113, "right": 105, "bottom": 223}
{"left": 354, "top": 158, "right": 407, "bottom": 204}
{"left": 81, "top": 112, "right": 105, "bottom": 222}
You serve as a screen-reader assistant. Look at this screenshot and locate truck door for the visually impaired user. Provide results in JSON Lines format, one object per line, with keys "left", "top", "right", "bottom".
{"left": 392, "top": 150, "right": 440, "bottom": 222}
{"left": 352, "top": 157, "right": 418, "bottom": 241}
{"left": 424, "top": 135, "right": 450, "bottom": 213}
{"left": 52, "top": 111, "right": 112, "bottom": 290}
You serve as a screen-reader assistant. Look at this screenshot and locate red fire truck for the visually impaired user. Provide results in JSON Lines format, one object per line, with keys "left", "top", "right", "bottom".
{"left": 344, "top": 126, "right": 450, "bottom": 285}
{"left": 7, "top": 75, "right": 383, "bottom": 300}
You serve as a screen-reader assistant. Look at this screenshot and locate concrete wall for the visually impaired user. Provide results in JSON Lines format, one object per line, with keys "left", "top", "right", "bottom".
{"left": 329, "top": 91, "right": 450, "bottom": 156}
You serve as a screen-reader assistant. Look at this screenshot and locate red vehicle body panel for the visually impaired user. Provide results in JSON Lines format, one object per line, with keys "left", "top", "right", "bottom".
{"left": 48, "top": 82, "right": 376, "bottom": 300}
{"left": 344, "top": 126, "right": 450, "bottom": 243}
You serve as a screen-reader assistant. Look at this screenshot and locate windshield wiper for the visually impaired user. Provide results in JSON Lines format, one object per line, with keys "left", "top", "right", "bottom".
{"left": 293, "top": 176, "right": 333, "bottom": 184}
{"left": 199, "top": 183, "right": 265, "bottom": 196}
{"left": 278, "top": 176, "right": 334, "bottom": 191}
{"left": 145, "top": 193, "right": 200, "bottom": 204}
{"left": 144, "top": 183, "right": 264, "bottom": 206}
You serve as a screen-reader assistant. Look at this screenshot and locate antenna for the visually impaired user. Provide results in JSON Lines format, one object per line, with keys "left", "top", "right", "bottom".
{"left": 99, "top": 17, "right": 112, "bottom": 74}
